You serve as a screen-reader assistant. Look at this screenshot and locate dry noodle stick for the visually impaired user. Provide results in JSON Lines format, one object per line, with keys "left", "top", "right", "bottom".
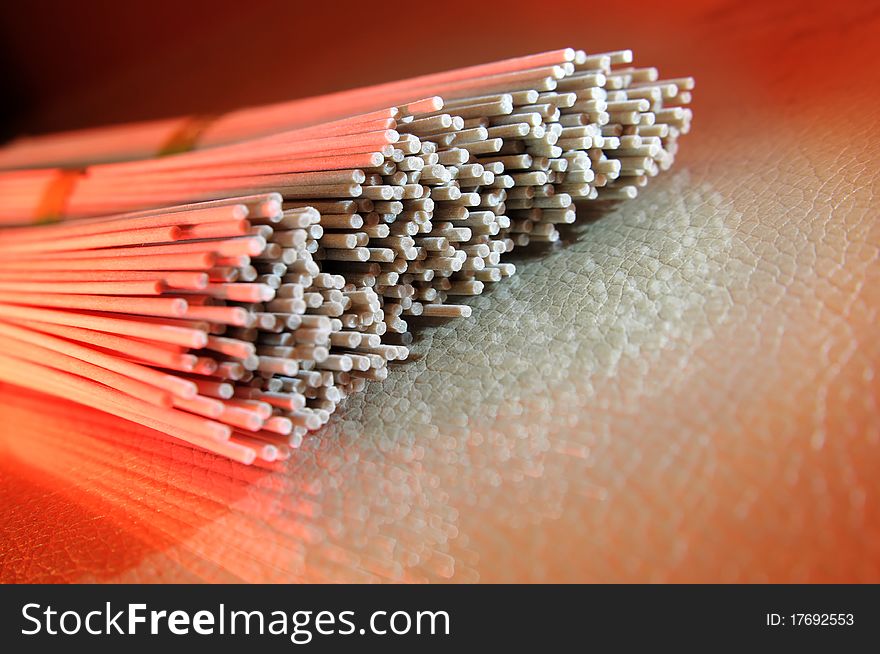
{"left": 0, "top": 304, "right": 208, "bottom": 348}
{"left": 0, "top": 353, "right": 230, "bottom": 441}
{"left": 0, "top": 322, "right": 196, "bottom": 398}
{"left": 6, "top": 320, "right": 199, "bottom": 370}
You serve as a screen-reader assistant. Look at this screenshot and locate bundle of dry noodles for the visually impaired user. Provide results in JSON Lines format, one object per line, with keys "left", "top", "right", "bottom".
{"left": 0, "top": 48, "right": 693, "bottom": 463}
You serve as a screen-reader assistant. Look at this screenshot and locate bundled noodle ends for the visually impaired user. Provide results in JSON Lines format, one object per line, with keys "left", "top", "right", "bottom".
{"left": 0, "top": 48, "right": 693, "bottom": 464}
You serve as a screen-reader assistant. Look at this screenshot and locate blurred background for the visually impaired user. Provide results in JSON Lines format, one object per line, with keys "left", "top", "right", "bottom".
{"left": 0, "top": 0, "right": 878, "bottom": 583}
{"left": 1, "top": 0, "right": 714, "bottom": 136}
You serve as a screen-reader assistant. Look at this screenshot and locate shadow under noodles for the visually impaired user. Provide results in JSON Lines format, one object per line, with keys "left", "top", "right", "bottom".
{"left": 0, "top": 170, "right": 754, "bottom": 583}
